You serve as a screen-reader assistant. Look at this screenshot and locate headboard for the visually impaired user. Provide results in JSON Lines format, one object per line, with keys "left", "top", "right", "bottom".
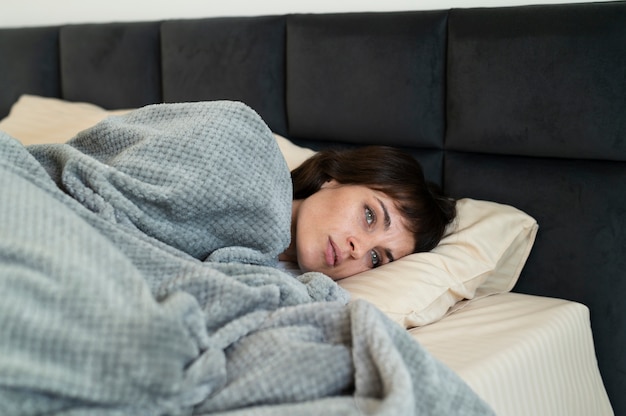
{"left": 1, "top": 1, "right": 625, "bottom": 413}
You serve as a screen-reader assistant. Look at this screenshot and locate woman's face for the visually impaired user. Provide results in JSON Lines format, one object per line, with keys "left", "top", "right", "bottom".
{"left": 293, "top": 180, "right": 415, "bottom": 280}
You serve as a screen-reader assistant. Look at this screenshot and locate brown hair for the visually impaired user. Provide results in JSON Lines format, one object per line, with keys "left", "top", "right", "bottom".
{"left": 291, "top": 146, "right": 456, "bottom": 253}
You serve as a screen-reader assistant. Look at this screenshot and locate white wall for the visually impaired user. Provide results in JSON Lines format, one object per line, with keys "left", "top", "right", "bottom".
{"left": 0, "top": 0, "right": 606, "bottom": 28}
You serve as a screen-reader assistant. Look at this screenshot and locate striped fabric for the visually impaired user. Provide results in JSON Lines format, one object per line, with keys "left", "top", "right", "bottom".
{"left": 411, "top": 293, "right": 614, "bottom": 416}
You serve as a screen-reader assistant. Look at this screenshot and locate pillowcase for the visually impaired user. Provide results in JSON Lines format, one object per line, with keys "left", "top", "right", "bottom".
{"left": 273, "top": 133, "right": 316, "bottom": 171}
{"left": 0, "top": 94, "right": 131, "bottom": 145}
{"left": 1, "top": 94, "right": 538, "bottom": 328}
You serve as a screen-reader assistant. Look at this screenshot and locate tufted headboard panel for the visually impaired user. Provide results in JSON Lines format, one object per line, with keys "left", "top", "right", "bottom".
{"left": 161, "top": 16, "right": 288, "bottom": 135}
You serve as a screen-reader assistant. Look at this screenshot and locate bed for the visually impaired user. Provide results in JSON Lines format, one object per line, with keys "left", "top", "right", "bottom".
{"left": 0, "top": 1, "right": 623, "bottom": 415}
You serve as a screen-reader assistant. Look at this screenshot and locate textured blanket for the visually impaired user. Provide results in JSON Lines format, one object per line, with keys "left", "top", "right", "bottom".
{"left": 0, "top": 101, "right": 494, "bottom": 415}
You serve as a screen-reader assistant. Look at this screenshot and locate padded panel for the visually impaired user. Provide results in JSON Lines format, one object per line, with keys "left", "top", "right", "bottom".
{"left": 445, "top": 152, "right": 626, "bottom": 408}
{"left": 406, "top": 149, "right": 444, "bottom": 187}
{"left": 287, "top": 11, "right": 447, "bottom": 147}
{"left": 59, "top": 22, "right": 161, "bottom": 109}
{"left": 0, "top": 27, "right": 60, "bottom": 118}
{"left": 161, "top": 16, "right": 287, "bottom": 135}
{"left": 447, "top": 2, "right": 626, "bottom": 161}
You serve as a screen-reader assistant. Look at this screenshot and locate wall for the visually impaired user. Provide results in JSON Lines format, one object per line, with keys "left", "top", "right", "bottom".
{"left": 0, "top": 0, "right": 609, "bottom": 28}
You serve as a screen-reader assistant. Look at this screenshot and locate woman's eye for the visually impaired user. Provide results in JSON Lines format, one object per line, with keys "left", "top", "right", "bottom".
{"left": 370, "top": 250, "right": 381, "bottom": 268}
{"left": 365, "top": 206, "right": 376, "bottom": 226}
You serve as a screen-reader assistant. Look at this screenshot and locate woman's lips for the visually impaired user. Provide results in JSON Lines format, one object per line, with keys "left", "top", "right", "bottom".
{"left": 325, "top": 237, "right": 339, "bottom": 267}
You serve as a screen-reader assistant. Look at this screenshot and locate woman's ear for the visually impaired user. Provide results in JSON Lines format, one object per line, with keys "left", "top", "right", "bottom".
{"left": 320, "top": 179, "right": 339, "bottom": 189}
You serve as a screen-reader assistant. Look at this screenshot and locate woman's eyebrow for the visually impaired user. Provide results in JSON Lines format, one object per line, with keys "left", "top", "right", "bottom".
{"left": 376, "top": 197, "right": 391, "bottom": 230}
{"left": 376, "top": 198, "right": 394, "bottom": 262}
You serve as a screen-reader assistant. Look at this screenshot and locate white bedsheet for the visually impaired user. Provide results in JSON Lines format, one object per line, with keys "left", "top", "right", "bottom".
{"left": 410, "top": 292, "right": 613, "bottom": 416}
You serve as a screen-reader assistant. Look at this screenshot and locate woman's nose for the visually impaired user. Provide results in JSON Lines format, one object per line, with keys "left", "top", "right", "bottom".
{"left": 348, "top": 236, "right": 367, "bottom": 259}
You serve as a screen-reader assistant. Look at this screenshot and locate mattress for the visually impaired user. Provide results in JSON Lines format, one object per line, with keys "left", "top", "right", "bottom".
{"left": 410, "top": 292, "right": 614, "bottom": 416}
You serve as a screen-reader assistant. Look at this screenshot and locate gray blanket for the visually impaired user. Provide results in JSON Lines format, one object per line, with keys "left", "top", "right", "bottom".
{"left": 0, "top": 101, "right": 494, "bottom": 415}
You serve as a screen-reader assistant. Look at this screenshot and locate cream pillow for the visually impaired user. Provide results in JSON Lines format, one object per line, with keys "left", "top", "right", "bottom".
{"left": 273, "top": 134, "right": 316, "bottom": 171}
{"left": 0, "top": 94, "right": 131, "bottom": 145}
{"left": 1, "top": 95, "right": 538, "bottom": 328}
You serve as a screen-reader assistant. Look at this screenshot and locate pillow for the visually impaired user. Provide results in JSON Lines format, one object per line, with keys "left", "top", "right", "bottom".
{"left": 273, "top": 133, "right": 316, "bottom": 171}
{"left": 0, "top": 94, "right": 131, "bottom": 145}
{"left": 1, "top": 94, "right": 538, "bottom": 328}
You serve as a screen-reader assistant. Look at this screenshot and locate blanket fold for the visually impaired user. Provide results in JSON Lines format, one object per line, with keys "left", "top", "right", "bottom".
{"left": 28, "top": 101, "right": 291, "bottom": 266}
{"left": 0, "top": 101, "right": 493, "bottom": 415}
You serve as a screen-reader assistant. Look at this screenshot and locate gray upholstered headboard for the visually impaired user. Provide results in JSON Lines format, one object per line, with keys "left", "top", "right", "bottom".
{"left": 1, "top": 1, "right": 625, "bottom": 412}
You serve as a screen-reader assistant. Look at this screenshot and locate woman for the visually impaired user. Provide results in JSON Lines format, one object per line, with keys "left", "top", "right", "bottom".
{"left": 281, "top": 146, "right": 456, "bottom": 280}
